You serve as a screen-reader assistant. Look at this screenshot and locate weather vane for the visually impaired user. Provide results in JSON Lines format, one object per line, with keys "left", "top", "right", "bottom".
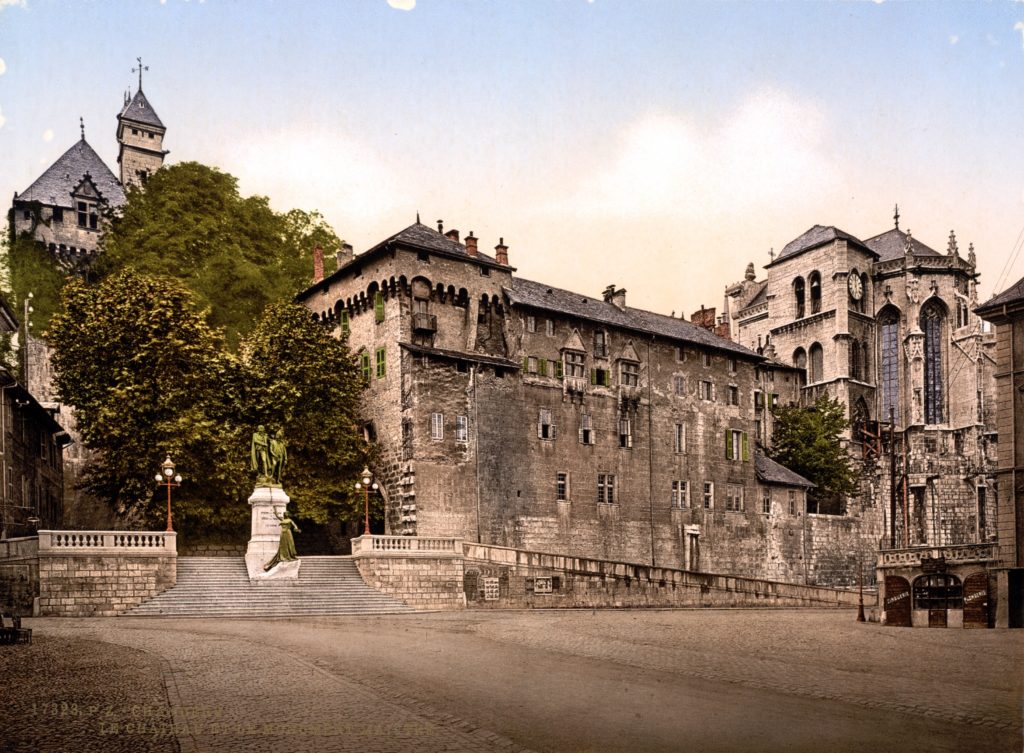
{"left": 132, "top": 56, "right": 149, "bottom": 90}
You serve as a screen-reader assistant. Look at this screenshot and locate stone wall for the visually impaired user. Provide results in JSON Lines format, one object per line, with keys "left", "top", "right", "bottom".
{"left": 351, "top": 536, "right": 465, "bottom": 610}
{"left": 35, "top": 531, "right": 177, "bottom": 616}
{"left": 0, "top": 536, "right": 40, "bottom": 614}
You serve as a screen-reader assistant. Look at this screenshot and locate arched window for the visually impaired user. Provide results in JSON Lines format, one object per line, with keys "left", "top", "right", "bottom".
{"left": 878, "top": 307, "right": 900, "bottom": 423}
{"left": 861, "top": 342, "right": 871, "bottom": 384}
{"left": 808, "top": 343, "right": 823, "bottom": 383}
{"left": 793, "top": 277, "right": 806, "bottom": 319}
{"left": 913, "top": 574, "right": 962, "bottom": 611}
{"left": 921, "top": 301, "right": 945, "bottom": 424}
{"left": 850, "top": 339, "right": 861, "bottom": 381}
{"left": 793, "top": 347, "right": 807, "bottom": 372}
{"left": 808, "top": 271, "right": 822, "bottom": 315}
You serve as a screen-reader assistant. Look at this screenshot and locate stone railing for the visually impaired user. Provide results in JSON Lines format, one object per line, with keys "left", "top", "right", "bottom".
{"left": 0, "top": 536, "right": 39, "bottom": 562}
{"left": 351, "top": 534, "right": 460, "bottom": 556}
{"left": 877, "top": 542, "right": 997, "bottom": 568}
{"left": 38, "top": 530, "right": 177, "bottom": 556}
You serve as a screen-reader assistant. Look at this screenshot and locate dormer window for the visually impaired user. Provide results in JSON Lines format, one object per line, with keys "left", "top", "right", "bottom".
{"left": 620, "top": 361, "right": 639, "bottom": 387}
{"left": 76, "top": 200, "right": 98, "bottom": 230}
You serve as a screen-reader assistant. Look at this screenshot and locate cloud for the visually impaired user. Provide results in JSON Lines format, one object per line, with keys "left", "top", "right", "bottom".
{"left": 1015, "top": 22, "right": 1024, "bottom": 49}
{"left": 0, "top": 106, "right": 5, "bottom": 130}
{"left": 224, "top": 127, "right": 412, "bottom": 233}
{"left": 558, "top": 87, "right": 837, "bottom": 221}
{"left": 0, "top": 58, "right": 6, "bottom": 76}
{"left": 0, "top": 0, "right": 26, "bottom": 9}
{"left": 949, "top": 35, "right": 959, "bottom": 46}
{"left": 42, "top": 128, "right": 54, "bottom": 142}
{"left": 387, "top": 0, "right": 415, "bottom": 9}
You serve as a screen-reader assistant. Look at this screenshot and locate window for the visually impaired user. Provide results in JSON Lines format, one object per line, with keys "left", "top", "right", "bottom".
{"left": 728, "top": 357, "right": 738, "bottom": 373}
{"left": 726, "top": 484, "right": 745, "bottom": 512}
{"left": 675, "top": 346, "right": 686, "bottom": 362}
{"left": 76, "top": 200, "right": 98, "bottom": 230}
{"left": 340, "top": 310, "right": 350, "bottom": 335}
{"left": 701, "top": 352, "right": 712, "bottom": 367}
{"left": 538, "top": 408, "right": 554, "bottom": 440}
{"left": 431, "top": 412, "right": 444, "bottom": 440}
{"left": 527, "top": 356, "right": 539, "bottom": 374}
{"left": 527, "top": 315, "right": 536, "bottom": 333}
{"left": 808, "top": 271, "right": 822, "bottom": 314}
{"left": 922, "top": 302, "right": 945, "bottom": 424}
{"left": 417, "top": 250, "right": 430, "bottom": 262}
{"left": 594, "top": 331, "right": 608, "bottom": 358}
{"left": 699, "top": 380, "right": 714, "bottom": 401}
{"left": 620, "top": 362, "right": 639, "bottom": 387}
{"left": 850, "top": 339, "right": 861, "bottom": 381}
{"left": 879, "top": 308, "right": 900, "bottom": 423}
{"left": 672, "top": 480, "right": 688, "bottom": 508}
{"left": 597, "top": 474, "right": 616, "bottom": 504}
{"left": 788, "top": 490, "right": 797, "bottom": 515}
{"left": 479, "top": 266, "right": 490, "bottom": 277}
{"left": 762, "top": 493, "right": 772, "bottom": 515}
{"left": 913, "top": 574, "right": 963, "bottom": 610}
{"left": 547, "top": 359, "right": 560, "bottom": 378}
{"left": 726, "top": 429, "right": 749, "bottom": 461}
{"left": 794, "top": 277, "right": 806, "bottom": 319}
{"left": 591, "top": 368, "right": 610, "bottom": 387}
{"left": 375, "top": 347, "right": 386, "bottom": 378}
{"left": 556, "top": 472, "right": 569, "bottom": 502}
{"left": 674, "top": 423, "right": 686, "bottom": 453}
{"left": 374, "top": 291, "right": 385, "bottom": 323}
{"left": 727, "top": 385, "right": 739, "bottom": 406}
{"left": 754, "top": 391, "right": 763, "bottom": 408}
{"left": 808, "top": 343, "right": 823, "bottom": 383}
{"left": 618, "top": 417, "right": 632, "bottom": 448}
{"left": 703, "top": 482, "right": 714, "bottom": 509}
{"left": 52, "top": 208, "right": 63, "bottom": 223}
{"left": 546, "top": 318, "right": 555, "bottom": 336}
{"left": 793, "top": 347, "right": 807, "bottom": 372}
{"left": 564, "top": 351, "right": 586, "bottom": 378}
{"left": 579, "top": 413, "right": 594, "bottom": 445}
{"left": 455, "top": 414, "right": 468, "bottom": 443}
{"left": 360, "top": 352, "right": 371, "bottom": 384}
{"left": 673, "top": 376, "right": 686, "bottom": 396}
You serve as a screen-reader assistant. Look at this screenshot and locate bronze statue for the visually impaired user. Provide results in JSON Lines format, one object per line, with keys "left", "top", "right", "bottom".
{"left": 269, "top": 428, "right": 287, "bottom": 485}
{"left": 263, "top": 506, "right": 300, "bottom": 571}
{"left": 251, "top": 425, "right": 270, "bottom": 481}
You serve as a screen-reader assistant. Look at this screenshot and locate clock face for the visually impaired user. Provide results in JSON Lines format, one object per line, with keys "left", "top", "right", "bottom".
{"left": 848, "top": 273, "right": 863, "bottom": 301}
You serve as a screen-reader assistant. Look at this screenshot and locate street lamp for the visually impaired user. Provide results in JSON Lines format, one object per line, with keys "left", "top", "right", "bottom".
{"left": 354, "top": 466, "right": 378, "bottom": 536}
{"left": 154, "top": 455, "right": 182, "bottom": 532}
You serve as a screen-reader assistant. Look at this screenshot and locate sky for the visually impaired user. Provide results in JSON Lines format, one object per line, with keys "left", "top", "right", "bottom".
{"left": 1, "top": 0, "right": 1022, "bottom": 318}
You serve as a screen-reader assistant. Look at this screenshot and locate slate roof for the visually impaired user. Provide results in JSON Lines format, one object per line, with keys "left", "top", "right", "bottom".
{"left": 119, "top": 89, "right": 164, "bottom": 129}
{"left": 975, "top": 275, "right": 1024, "bottom": 316}
{"left": 768, "top": 225, "right": 876, "bottom": 267}
{"left": 369, "top": 221, "right": 501, "bottom": 265}
{"left": 863, "top": 228, "right": 941, "bottom": 262}
{"left": 17, "top": 139, "right": 125, "bottom": 208}
{"left": 400, "top": 342, "right": 521, "bottom": 369}
{"left": 755, "top": 451, "right": 815, "bottom": 488}
{"left": 505, "top": 278, "right": 759, "bottom": 359}
{"left": 738, "top": 280, "right": 768, "bottom": 312}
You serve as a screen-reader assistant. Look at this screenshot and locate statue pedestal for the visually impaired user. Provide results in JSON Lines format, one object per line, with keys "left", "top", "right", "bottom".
{"left": 245, "top": 486, "right": 299, "bottom": 580}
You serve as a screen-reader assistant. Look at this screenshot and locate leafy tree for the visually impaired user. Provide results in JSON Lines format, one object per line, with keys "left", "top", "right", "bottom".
{"left": 768, "top": 395, "right": 858, "bottom": 507}
{"left": 238, "top": 301, "right": 373, "bottom": 525}
{"left": 97, "top": 162, "right": 341, "bottom": 348}
{"left": 47, "top": 269, "right": 248, "bottom": 530}
{"left": 5, "top": 232, "right": 67, "bottom": 336}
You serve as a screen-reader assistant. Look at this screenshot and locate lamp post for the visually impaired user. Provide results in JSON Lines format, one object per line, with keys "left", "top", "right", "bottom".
{"left": 354, "top": 466, "right": 378, "bottom": 536}
{"left": 155, "top": 455, "right": 182, "bottom": 532}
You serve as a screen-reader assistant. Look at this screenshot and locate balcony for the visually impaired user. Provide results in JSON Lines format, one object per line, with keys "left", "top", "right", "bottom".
{"left": 412, "top": 313, "right": 437, "bottom": 333}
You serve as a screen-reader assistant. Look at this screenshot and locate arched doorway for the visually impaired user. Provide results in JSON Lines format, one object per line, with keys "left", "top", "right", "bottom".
{"left": 913, "top": 573, "right": 963, "bottom": 627}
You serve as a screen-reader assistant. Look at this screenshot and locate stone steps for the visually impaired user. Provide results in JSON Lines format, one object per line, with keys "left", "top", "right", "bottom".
{"left": 125, "top": 556, "right": 414, "bottom": 617}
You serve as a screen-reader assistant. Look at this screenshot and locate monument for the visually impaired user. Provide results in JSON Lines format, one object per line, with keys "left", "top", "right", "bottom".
{"left": 244, "top": 426, "right": 301, "bottom": 580}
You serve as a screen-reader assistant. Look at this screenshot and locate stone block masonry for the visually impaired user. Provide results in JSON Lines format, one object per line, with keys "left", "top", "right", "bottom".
{"left": 351, "top": 535, "right": 466, "bottom": 610}
{"left": 35, "top": 531, "right": 176, "bottom": 616}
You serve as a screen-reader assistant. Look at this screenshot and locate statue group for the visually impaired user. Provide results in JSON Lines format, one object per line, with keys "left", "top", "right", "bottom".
{"left": 251, "top": 425, "right": 287, "bottom": 486}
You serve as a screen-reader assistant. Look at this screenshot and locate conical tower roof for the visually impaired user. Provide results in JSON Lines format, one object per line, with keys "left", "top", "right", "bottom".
{"left": 119, "top": 88, "right": 164, "bottom": 129}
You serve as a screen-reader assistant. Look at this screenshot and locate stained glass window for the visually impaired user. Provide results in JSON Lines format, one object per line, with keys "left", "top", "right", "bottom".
{"left": 922, "top": 304, "right": 944, "bottom": 424}
{"left": 879, "top": 310, "right": 900, "bottom": 423}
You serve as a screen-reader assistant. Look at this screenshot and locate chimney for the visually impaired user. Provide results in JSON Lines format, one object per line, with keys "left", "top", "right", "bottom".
{"left": 690, "top": 306, "right": 717, "bottom": 332}
{"left": 312, "top": 245, "right": 324, "bottom": 284}
{"left": 603, "top": 284, "right": 626, "bottom": 310}
{"left": 437, "top": 219, "right": 444, "bottom": 234}
{"left": 336, "top": 242, "right": 353, "bottom": 268}
{"left": 445, "top": 228, "right": 460, "bottom": 243}
{"left": 465, "top": 232, "right": 478, "bottom": 257}
{"left": 494, "top": 237, "right": 509, "bottom": 266}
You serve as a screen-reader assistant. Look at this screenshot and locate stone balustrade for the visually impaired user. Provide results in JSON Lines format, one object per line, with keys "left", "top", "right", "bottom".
{"left": 0, "top": 536, "right": 39, "bottom": 562}
{"left": 351, "top": 534, "right": 460, "bottom": 556}
{"left": 38, "top": 530, "right": 176, "bottom": 556}
{"left": 877, "top": 542, "right": 998, "bottom": 568}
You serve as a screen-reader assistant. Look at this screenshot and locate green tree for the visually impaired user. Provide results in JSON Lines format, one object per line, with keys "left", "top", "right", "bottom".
{"left": 97, "top": 162, "right": 341, "bottom": 348}
{"left": 47, "top": 269, "right": 248, "bottom": 531}
{"left": 768, "top": 395, "right": 858, "bottom": 507}
{"left": 239, "top": 301, "right": 372, "bottom": 524}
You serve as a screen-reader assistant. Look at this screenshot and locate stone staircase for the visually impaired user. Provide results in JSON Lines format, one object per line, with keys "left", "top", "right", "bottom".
{"left": 125, "top": 556, "right": 415, "bottom": 617}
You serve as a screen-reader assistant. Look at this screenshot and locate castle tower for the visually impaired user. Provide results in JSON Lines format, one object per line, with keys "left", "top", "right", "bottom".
{"left": 116, "top": 64, "right": 167, "bottom": 191}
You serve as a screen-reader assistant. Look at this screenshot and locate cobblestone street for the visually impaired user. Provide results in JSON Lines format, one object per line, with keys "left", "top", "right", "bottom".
{"left": 2, "top": 609, "right": 1021, "bottom": 753}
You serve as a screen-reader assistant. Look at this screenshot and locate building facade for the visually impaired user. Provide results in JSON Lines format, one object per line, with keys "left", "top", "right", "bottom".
{"left": 298, "top": 221, "right": 844, "bottom": 584}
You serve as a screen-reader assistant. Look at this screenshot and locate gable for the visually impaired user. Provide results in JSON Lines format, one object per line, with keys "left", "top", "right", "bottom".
{"left": 617, "top": 340, "right": 640, "bottom": 363}
{"left": 561, "top": 328, "right": 586, "bottom": 353}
